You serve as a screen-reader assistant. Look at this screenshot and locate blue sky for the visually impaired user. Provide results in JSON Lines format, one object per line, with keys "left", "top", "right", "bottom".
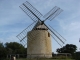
{"left": 0, "top": 0, "right": 80, "bottom": 53}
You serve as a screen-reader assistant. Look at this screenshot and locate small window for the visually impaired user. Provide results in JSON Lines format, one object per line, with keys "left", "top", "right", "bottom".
{"left": 48, "top": 32, "right": 50, "bottom": 37}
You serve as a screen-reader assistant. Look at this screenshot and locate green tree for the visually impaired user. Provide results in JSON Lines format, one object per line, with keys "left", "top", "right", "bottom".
{"left": 5, "top": 42, "right": 27, "bottom": 54}
{"left": 0, "top": 42, "right": 7, "bottom": 58}
{"left": 56, "top": 44, "right": 77, "bottom": 54}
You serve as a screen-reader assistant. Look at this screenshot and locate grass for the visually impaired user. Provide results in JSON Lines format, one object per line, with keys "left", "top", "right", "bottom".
{"left": 16, "top": 58, "right": 74, "bottom": 60}
{"left": 3, "top": 58, "right": 74, "bottom": 60}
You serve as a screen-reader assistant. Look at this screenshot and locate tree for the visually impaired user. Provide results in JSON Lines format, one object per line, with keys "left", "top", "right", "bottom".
{"left": 56, "top": 44, "right": 77, "bottom": 55}
{"left": 5, "top": 42, "right": 27, "bottom": 54}
{"left": 0, "top": 42, "right": 7, "bottom": 58}
{"left": 0, "top": 42, "right": 27, "bottom": 59}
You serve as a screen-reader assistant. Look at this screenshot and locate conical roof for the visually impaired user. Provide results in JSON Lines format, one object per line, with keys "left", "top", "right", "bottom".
{"left": 32, "top": 21, "right": 48, "bottom": 30}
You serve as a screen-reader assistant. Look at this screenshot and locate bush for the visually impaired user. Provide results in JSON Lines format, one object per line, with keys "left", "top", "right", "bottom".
{"left": 0, "top": 58, "right": 10, "bottom": 60}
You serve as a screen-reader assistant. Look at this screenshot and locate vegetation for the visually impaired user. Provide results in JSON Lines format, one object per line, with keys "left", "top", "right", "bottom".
{"left": 3, "top": 58, "right": 74, "bottom": 60}
{"left": 0, "top": 42, "right": 80, "bottom": 60}
{"left": 74, "top": 51, "right": 80, "bottom": 60}
{"left": 56, "top": 44, "right": 80, "bottom": 59}
{"left": 5, "top": 42, "right": 27, "bottom": 54}
{"left": 56, "top": 44, "right": 77, "bottom": 55}
{"left": 0, "top": 42, "right": 27, "bottom": 59}
{"left": 16, "top": 58, "right": 74, "bottom": 60}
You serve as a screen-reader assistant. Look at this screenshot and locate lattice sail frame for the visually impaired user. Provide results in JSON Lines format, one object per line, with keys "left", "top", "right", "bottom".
{"left": 17, "top": 1, "right": 66, "bottom": 47}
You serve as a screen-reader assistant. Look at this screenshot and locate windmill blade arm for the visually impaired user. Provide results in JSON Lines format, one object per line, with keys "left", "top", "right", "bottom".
{"left": 44, "top": 23, "right": 65, "bottom": 44}
{"left": 20, "top": 1, "right": 43, "bottom": 22}
{"left": 49, "top": 25, "right": 66, "bottom": 41}
{"left": 50, "top": 29, "right": 64, "bottom": 44}
{"left": 20, "top": 6, "right": 37, "bottom": 22}
{"left": 43, "top": 6, "right": 58, "bottom": 19}
{"left": 43, "top": 24, "right": 63, "bottom": 47}
{"left": 20, "top": 4, "right": 39, "bottom": 22}
{"left": 37, "top": 18, "right": 65, "bottom": 44}
{"left": 44, "top": 6, "right": 63, "bottom": 21}
{"left": 50, "top": 34, "right": 62, "bottom": 47}
{"left": 23, "top": 3, "right": 40, "bottom": 19}
{"left": 25, "top": 1, "right": 43, "bottom": 18}
{"left": 49, "top": 9, "right": 63, "bottom": 21}
{"left": 16, "top": 21, "right": 36, "bottom": 42}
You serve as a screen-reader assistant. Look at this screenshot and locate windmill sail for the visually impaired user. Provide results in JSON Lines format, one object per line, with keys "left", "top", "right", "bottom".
{"left": 43, "top": 6, "right": 63, "bottom": 21}
{"left": 17, "top": 1, "right": 66, "bottom": 48}
{"left": 49, "top": 25, "right": 66, "bottom": 41}
{"left": 43, "top": 23, "right": 65, "bottom": 45}
{"left": 16, "top": 21, "right": 37, "bottom": 46}
{"left": 20, "top": 1, "right": 43, "bottom": 22}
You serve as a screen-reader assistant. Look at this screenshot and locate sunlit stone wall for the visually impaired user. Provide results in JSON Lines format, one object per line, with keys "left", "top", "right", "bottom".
{"left": 27, "top": 30, "right": 52, "bottom": 58}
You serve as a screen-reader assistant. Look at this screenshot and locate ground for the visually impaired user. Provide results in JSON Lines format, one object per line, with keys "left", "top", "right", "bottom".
{"left": 16, "top": 58, "right": 74, "bottom": 60}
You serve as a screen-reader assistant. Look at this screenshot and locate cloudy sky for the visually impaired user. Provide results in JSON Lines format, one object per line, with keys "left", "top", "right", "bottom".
{"left": 0, "top": 0, "right": 80, "bottom": 53}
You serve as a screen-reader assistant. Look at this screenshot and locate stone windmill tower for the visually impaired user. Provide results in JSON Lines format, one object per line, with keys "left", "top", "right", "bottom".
{"left": 17, "top": 1, "right": 66, "bottom": 58}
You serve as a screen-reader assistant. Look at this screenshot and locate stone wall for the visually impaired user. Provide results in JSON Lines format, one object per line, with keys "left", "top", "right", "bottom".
{"left": 27, "top": 30, "right": 52, "bottom": 58}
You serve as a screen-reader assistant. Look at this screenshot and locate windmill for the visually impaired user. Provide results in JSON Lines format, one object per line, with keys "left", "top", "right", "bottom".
{"left": 17, "top": 1, "right": 66, "bottom": 58}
